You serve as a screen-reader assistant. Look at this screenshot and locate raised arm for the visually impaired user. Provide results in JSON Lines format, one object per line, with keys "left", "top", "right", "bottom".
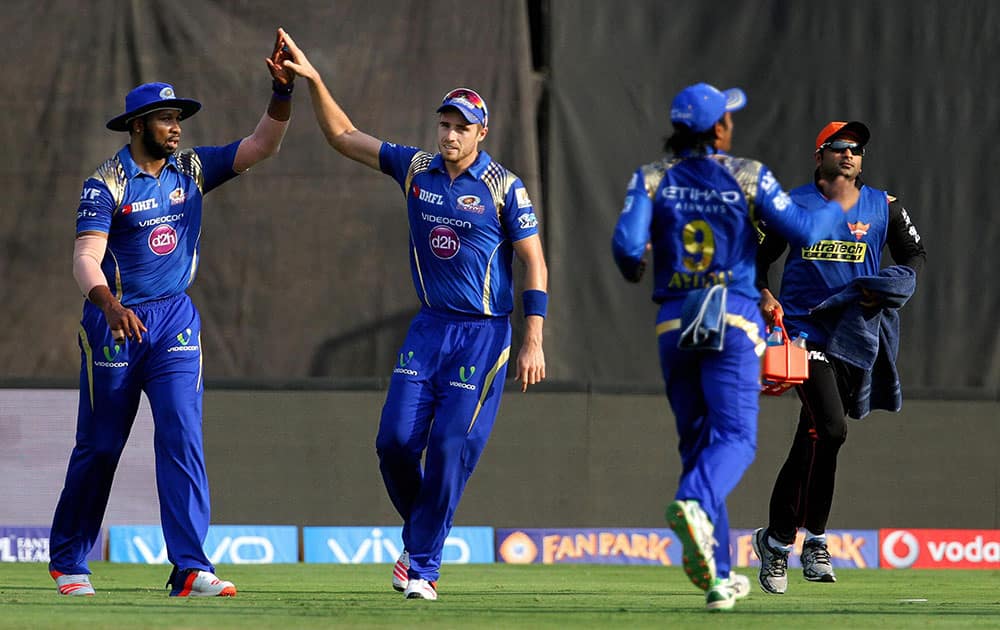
{"left": 277, "top": 28, "right": 383, "bottom": 170}
{"left": 512, "top": 234, "right": 547, "bottom": 392}
{"left": 232, "top": 29, "right": 296, "bottom": 173}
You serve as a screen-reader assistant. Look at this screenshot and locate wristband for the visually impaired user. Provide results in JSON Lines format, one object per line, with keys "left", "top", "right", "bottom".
{"left": 272, "top": 79, "right": 294, "bottom": 100}
{"left": 522, "top": 289, "right": 548, "bottom": 318}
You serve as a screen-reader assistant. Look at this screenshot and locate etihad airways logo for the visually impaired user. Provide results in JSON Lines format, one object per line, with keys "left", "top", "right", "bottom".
{"left": 801, "top": 240, "right": 867, "bottom": 263}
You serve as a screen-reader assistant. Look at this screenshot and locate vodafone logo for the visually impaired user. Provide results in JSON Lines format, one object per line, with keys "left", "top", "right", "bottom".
{"left": 881, "top": 530, "right": 920, "bottom": 568}
{"left": 429, "top": 226, "right": 460, "bottom": 259}
{"left": 149, "top": 225, "right": 178, "bottom": 255}
{"left": 880, "top": 529, "right": 1000, "bottom": 569}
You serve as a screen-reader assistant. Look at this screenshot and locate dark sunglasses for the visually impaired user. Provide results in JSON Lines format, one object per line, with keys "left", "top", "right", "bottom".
{"left": 820, "top": 140, "right": 866, "bottom": 156}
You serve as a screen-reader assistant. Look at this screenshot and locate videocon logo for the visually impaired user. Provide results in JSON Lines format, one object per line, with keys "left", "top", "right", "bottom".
{"left": 399, "top": 351, "right": 414, "bottom": 367}
{"left": 450, "top": 365, "right": 477, "bottom": 390}
{"left": 167, "top": 328, "right": 199, "bottom": 353}
{"left": 96, "top": 343, "right": 128, "bottom": 368}
{"left": 103, "top": 344, "right": 121, "bottom": 362}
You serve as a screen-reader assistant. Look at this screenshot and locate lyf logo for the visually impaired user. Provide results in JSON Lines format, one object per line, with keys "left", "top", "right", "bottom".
{"left": 881, "top": 530, "right": 920, "bottom": 568}
{"left": 148, "top": 225, "right": 178, "bottom": 255}
{"left": 429, "top": 226, "right": 460, "bottom": 259}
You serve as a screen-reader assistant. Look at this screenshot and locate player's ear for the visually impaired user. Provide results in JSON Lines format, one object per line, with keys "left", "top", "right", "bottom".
{"left": 478, "top": 125, "right": 488, "bottom": 142}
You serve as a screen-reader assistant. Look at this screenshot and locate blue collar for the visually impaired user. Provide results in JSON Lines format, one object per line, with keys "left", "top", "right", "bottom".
{"left": 676, "top": 146, "right": 728, "bottom": 159}
{"left": 428, "top": 149, "right": 493, "bottom": 180}
{"left": 116, "top": 144, "right": 179, "bottom": 179}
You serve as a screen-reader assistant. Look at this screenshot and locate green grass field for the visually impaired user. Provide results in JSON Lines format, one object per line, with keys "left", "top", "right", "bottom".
{"left": 2, "top": 563, "right": 998, "bottom": 629}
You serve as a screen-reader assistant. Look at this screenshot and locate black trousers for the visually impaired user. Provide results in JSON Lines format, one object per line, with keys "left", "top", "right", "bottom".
{"left": 766, "top": 347, "right": 862, "bottom": 545}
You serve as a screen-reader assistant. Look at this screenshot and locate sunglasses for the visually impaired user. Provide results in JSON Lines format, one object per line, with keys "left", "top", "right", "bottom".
{"left": 819, "top": 140, "right": 866, "bottom": 156}
{"left": 443, "top": 88, "right": 489, "bottom": 126}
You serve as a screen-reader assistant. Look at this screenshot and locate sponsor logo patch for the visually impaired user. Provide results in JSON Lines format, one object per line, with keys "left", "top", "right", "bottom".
{"left": 122, "top": 198, "right": 159, "bottom": 215}
{"left": 518, "top": 213, "right": 538, "bottom": 230}
{"left": 847, "top": 220, "right": 870, "bottom": 240}
{"left": 515, "top": 188, "right": 532, "bottom": 209}
{"left": 429, "top": 226, "right": 460, "bottom": 259}
{"left": 148, "top": 225, "right": 178, "bottom": 256}
{"left": 801, "top": 240, "right": 867, "bottom": 263}
{"left": 169, "top": 187, "right": 186, "bottom": 205}
{"left": 457, "top": 194, "right": 486, "bottom": 214}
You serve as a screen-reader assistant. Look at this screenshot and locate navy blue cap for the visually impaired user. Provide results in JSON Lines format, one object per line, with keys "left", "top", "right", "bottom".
{"left": 106, "top": 82, "right": 201, "bottom": 132}
{"left": 436, "top": 87, "right": 489, "bottom": 127}
{"left": 670, "top": 83, "right": 747, "bottom": 133}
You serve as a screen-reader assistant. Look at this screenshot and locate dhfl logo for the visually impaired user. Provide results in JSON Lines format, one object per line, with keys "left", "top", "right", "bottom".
{"left": 412, "top": 185, "right": 444, "bottom": 206}
{"left": 123, "top": 198, "right": 159, "bottom": 215}
{"left": 148, "top": 225, "right": 178, "bottom": 255}
{"left": 429, "top": 226, "right": 460, "bottom": 259}
{"left": 847, "top": 220, "right": 870, "bottom": 240}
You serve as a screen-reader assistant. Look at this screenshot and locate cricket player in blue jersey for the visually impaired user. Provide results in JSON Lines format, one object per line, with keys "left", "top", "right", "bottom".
{"left": 612, "top": 83, "right": 849, "bottom": 611}
{"left": 752, "top": 121, "right": 924, "bottom": 594}
{"left": 49, "top": 32, "right": 296, "bottom": 597}
{"left": 277, "top": 30, "right": 547, "bottom": 600}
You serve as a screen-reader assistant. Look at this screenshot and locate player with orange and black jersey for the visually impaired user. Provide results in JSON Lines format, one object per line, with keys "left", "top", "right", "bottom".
{"left": 752, "top": 121, "right": 926, "bottom": 595}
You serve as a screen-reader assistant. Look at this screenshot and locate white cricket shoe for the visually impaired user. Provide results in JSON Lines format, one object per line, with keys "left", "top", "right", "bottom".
{"left": 169, "top": 569, "right": 237, "bottom": 597}
{"left": 666, "top": 499, "right": 717, "bottom": 591}
{"left": 392, "top": 550, "right": 410, "bottom": 592}
{"left": 51, "top": 570, "right": 95, "bottom": 596}
{"left": 404, "top": 578, "right": 438, "bottom": 600}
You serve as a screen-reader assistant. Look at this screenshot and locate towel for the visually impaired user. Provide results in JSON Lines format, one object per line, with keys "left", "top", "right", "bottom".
{"left": 678, "top": 285, "right": 727, "bottom": 352}
{"left": 810, "top": 265, "right": 917, "bottom": 419}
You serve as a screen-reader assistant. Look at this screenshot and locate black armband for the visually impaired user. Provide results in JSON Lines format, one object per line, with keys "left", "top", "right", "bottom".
{"left": 272, "top": 80, "right": 294, "bottom": 100}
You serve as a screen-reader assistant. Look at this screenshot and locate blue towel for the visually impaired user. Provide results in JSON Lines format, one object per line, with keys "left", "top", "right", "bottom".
{"left": 678, "top": 285, "right": 727, "bottom": 352}
{"left": 810, "top": 265, "right": 917, "bottom": 419}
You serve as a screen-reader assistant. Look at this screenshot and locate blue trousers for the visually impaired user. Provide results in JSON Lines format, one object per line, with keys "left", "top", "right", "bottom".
{"left": 50, "top": 293, "right": 214, "bottom": 575}
{"left": 376, "top": 309, "right": 511, "bottom": 582}
{"left": 656, "top": 294, "right": 763, "bottom": 576}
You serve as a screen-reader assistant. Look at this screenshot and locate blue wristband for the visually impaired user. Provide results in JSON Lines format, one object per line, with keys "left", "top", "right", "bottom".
{"left": 522, "top": 290, "right": 548, "bottom": 318}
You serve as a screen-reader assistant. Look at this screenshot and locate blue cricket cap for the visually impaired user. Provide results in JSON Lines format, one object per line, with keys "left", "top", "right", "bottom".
{"left": 436, "top": 87, "right": 489, "bottom": 127}
{"left": 670, "top": 83, "right": 747, "bottom": 133}
{"left": 107, "top": 82, "right": 202, "bottom": 132}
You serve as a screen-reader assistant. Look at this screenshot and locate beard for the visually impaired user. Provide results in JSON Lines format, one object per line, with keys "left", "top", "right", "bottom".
{"left": 141, "top": 125, "right": 176, "bottom": 160}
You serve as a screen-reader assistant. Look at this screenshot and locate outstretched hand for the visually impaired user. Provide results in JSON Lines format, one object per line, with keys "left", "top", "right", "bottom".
{"left": 266, "top": 28, "right": 296, "bottom": 86}
{"left": 272, "top": 27, "right": 319, "bottom": 82}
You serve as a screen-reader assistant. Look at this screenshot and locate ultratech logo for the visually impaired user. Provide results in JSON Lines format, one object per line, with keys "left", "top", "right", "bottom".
{"left": 802, "top": 240, "right": 867, "bottom": 263}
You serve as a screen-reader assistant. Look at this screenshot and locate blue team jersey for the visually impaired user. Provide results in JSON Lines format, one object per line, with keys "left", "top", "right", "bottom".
{"left": 613, "top": 152, "right": 840, "bottom": 302}
{"left": 75, "top": 142, "right": 241, "bottom": 305}
{"left": 778, "top": 183, "right": 891, "bottom": 344}
{"left": 379, "top": 143, "right": 539, "bottom": 317}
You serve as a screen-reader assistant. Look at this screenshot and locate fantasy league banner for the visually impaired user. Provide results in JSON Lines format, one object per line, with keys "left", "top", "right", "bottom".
{"left": 303, "top": 526, "right": 495, "bottom": 564}
{"left": 1, "top": 526, "right": 103, "bottom": 563}
{"left": 109, "top": 525, "right": 298, "bottom": 564}
{"left": 495, "top": 528, "right": 879, "bottom": 568}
